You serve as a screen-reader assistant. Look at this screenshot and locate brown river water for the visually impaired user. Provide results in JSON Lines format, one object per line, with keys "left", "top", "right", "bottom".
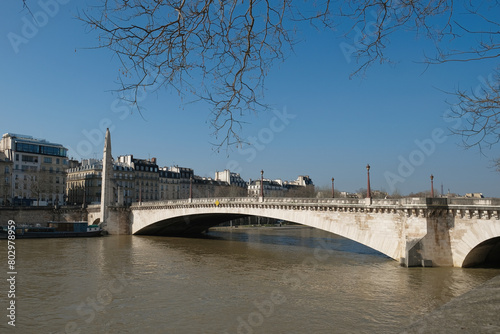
{"left": 2, "top": 227, "right": 499, "bottom": 333}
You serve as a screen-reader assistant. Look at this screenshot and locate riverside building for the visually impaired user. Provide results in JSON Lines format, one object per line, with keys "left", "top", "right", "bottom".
{"left": 0, "top": 151, "right": 13, "bottom": 205}
{"left": 248, "top": 175, "right": 314, "bottom": 197}
{"left": 0, "top": 133, "right": 68, "bottom": 206}
{"left": 67, "top": 155, "right": 184, "bottom": 205}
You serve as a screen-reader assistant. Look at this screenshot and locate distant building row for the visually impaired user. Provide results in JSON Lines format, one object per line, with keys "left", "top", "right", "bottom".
{"left": 0, "top": 132, "right": 313, "bottom": 206}
{"left": 66, "top": 155, "right": 314, "bottom": 205}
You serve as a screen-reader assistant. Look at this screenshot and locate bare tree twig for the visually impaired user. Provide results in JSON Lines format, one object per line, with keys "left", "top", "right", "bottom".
{"left": 447, "top": 70, "right": 500, "bottom": 152}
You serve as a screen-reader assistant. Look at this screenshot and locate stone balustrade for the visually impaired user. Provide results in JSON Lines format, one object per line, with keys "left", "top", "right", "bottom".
{"left": 128, "top": 197, "right": 500, "bottom": 220}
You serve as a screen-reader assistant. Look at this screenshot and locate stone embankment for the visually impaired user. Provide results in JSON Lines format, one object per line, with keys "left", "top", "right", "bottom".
{"left": 0, "top": 206, "right": 86, "bottom": 225}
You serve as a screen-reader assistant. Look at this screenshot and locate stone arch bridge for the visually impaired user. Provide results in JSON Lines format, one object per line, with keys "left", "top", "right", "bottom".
{"left": 94, "top": 197, "right": 500, "bottom": 268}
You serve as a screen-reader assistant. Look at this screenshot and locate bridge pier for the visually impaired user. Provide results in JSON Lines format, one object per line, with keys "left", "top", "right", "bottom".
{"left": 105, "top": 206, "right": 132, "bottom": 234}
{"left": 400, "top": 203, "right": 500, "bottom": 267}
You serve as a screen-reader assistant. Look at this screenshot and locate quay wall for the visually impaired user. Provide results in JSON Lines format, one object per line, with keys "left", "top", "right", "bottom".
{"left": 0, "top": 206, "right": 88, "bottom": 226}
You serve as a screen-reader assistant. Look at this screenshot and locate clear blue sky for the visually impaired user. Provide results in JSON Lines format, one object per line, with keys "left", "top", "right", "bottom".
{"left": 1, "top": 1, "right": 499, "bottom": 197}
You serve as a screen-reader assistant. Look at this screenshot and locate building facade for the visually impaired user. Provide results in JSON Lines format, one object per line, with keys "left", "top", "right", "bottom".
{"left": 215, "top": 169, "right": 247, "bottom": 188}
{"left": 169, "top": 166, "right": 194, "bottom": 199}
{"left": 67, "top": 155, "right": 186, "bottom": 205}
{"left": 248, "top": 175, "right": 314, "bottom": 197}
{"left": 0, "top": 133, "right": 68, "bottom": 205}
{"left": 124, "top": 155, "right": 160, "bottom": 202}
{"left": 248, "top": 179, "right": 287, "bottom": 197}
{"left": 66, "top": 159, "right": 103, "bottom": 205}
{"left": 159, "top": 168, "right": 180, "bottom": 200}
{"left": 0, "top": 152, "right": 13, "bottom": 205}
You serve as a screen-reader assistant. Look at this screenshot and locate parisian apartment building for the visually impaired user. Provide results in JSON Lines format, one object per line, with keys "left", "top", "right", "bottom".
{"left": 247, "top": 175, "right": 314, "bottom": 197}
{"left": 0, "top": 133, "right": 69, "bottom": 206}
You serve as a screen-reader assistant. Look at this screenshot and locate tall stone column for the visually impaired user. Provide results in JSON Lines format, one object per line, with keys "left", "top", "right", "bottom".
{"left": 100, "top": 128, "right": 113, "bottom": 227}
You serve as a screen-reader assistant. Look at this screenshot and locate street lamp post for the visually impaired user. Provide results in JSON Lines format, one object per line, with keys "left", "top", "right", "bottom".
{"left": 366, "top": 164, "right": 372, "bottom": 199}
{"left": 139, "top": 182, "right": 142, "bottom": 203}
{"left": 260, "top": 170, "right": 264, "bottom": 199}
{"left": 189, "top": 175, "right": 193, "bottom": 200}
{"left": 430, "top": 174, "right": 434, "bottom": 198}
{"left": 331, "top": 177, "right": 335, "bottom": 198}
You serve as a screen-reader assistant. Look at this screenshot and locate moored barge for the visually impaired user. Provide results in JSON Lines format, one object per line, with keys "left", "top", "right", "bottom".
{"left": 0, "top": 221, "right": 103, "bottom": 239}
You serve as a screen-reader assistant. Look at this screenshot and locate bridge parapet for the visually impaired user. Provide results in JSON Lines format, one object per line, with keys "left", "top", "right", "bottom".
{"left": 129, "top": 197, "right": 500, "bottom": 213}
{"left": 128, "top": 197, "right": 500, "bottom": 223}
{"left": 130, "top": 197, "right": 403, "bottom": 208}
{"left": 447, "top": 198, "right": 500, "bottom": 206}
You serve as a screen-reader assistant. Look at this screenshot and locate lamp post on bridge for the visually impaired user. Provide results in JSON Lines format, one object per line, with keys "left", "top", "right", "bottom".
{"left": 331, "top": 177, "right": 335, "bottom": 198}
{"left": 366, "top": 164, "right": 372, "bottom": 200}
{"left": 189, "top": 175, "right": 193, "bottom": 202}
{"left": 430, "top": 174, "right": 434, "bottom": 198}
{"left": 260, "top": 170, "right": 264, "bottom": 200}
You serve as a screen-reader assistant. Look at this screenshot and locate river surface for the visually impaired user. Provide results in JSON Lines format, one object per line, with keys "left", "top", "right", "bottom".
{"left": 3, "top": 227, "right": 500, "bottom": 334}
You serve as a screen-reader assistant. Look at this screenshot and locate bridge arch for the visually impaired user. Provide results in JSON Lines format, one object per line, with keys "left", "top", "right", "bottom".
{"left": 135, "top": 213, "right": 248, "bottom": 236}
{"left": 452, "top": 220, "right": 500, "bottom": 267}
{"left": 462, "top": 237, "right": 500, "bottom": 267}
{"left": 131, "top": 206, "right": 403, "bottom": 261}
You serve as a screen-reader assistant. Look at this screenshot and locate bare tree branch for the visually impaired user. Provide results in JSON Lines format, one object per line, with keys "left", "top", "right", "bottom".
{"left": 447, "top": 69, "right": 500, "bottom": 151}
{"left": 494, "top": 157, "right": 500, "bottom": 173}
{"left": 81, "top": 0, "right": 500, "bottom": 154}
{"left": 337, "top": 1, "right": 500, "bottom": 167}
{"left": 81, "top": 0, "right": 300, "bottom": 149}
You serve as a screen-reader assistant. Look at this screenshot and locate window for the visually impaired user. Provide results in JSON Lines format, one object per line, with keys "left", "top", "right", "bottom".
{"left": 16, "top": 143, "right": 39, "bottom": 154}
{"left": 44, "top": 157, "right": 52, "bottom": 163}
{"left": 56, "top": 158, "right": 60, "bottom": 164}
{"left": 39, "top": 145, "right": 67, "bottom": 157}
{"left": 22, "top": 155, "right": 37, "bottom": 163}
{"left": 4, "top": 166, "right": 9, "bottom": 174}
